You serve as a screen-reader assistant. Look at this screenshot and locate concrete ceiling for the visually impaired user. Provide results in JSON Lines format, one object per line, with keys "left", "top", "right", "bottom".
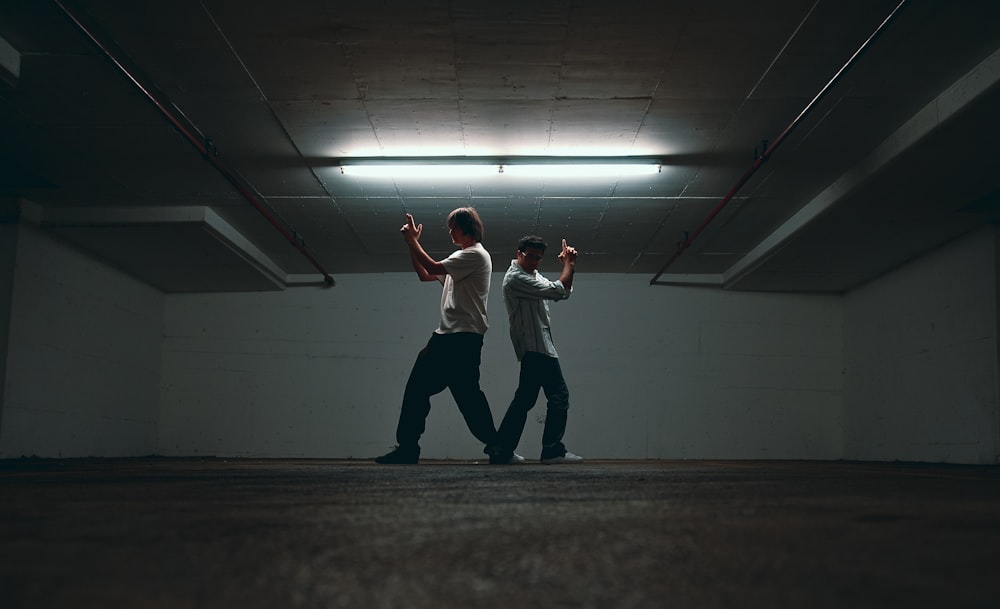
{"left": 1, "top": 0, "right": 999, "bottom": 293}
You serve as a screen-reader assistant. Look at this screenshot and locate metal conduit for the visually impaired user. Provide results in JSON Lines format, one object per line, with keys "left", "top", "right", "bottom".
{"left": 54, "top": 0, "right": 335, "bottom": 287}
{"left": 650, "top": 0, "right": 909, "bottom": 286}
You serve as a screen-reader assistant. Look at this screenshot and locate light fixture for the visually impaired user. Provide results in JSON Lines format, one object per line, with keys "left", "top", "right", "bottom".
{"left": 335, "top": 156, "right": 663, "bottom": 179}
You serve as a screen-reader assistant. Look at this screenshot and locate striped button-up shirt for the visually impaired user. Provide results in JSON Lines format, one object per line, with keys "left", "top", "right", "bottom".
{"left": 502, "top": 260, "right": 570, "bottom": 361}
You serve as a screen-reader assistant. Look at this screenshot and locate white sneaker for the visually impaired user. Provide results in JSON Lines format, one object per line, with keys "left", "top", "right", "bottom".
{"left": 488, "top": 452, "right": 526, "bottom": 465}
{"left": 540, "top": 451, "right": 583, "bottom": 464}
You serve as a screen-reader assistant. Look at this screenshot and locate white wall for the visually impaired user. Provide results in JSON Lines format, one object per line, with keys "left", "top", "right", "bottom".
{"left": 159, "top": 271, "right": 844, "bottom": 460}
{"left": 7, "top": 221, "right": 996, "bottom": 462}
{"left": 843, "top": 227, "right": 999, "bottom": 464}
{"left": 557, "top": 277, "right": 843, "bottom": 460}
{"left": 0, "top": 225, "right": 164, "bottom": 458}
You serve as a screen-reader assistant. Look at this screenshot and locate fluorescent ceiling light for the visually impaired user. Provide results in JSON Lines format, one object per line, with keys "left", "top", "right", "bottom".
{"left": 501, "top": 164, "right": 659, "bottom": 177}
{"left": 336, "top": 157, "right": 663, "bottom": 179}
{"left": 341, "top": 164, "right": 500, "bottom": 179}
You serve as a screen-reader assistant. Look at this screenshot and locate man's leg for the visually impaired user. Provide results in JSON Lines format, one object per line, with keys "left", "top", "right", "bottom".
{"left": 538, "top": 356, "right": 570, "bottom": 460}
{"left": 395, "top": 334, "right": 448, "bottom": 451}
{"left": 446, "top": 333, "right": 498, "bottom": 446}
{"left": 495, "top": 352, "right": 545, "bottom": 457}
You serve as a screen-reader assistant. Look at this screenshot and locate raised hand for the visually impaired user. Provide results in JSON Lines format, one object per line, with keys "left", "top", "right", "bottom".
{"left": 558, "top": 238, "right": 578, "bottom": 263}
{"left": 400, "top": 213, "right": 422, "bottom": 243}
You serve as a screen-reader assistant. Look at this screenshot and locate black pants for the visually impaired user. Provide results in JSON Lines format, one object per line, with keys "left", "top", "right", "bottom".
{"left": 395, "top": 332, "right": 497, "bottom": 450}
{"left": 496, "top": 351, "right": 569, "bottom": 459}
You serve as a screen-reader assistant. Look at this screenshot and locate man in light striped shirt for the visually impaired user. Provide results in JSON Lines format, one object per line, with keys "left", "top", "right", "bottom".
{"left": 492, "top": 235, "right": 584, "bottom": 464}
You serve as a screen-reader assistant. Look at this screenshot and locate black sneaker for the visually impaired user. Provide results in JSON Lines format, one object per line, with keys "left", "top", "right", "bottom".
{"left": 374, "top": 446, "right": 419, "bottom": 464}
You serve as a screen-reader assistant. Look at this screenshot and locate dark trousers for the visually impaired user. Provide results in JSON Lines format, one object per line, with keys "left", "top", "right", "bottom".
{"left": 496, "top": 351, "right": 569, "bottom": 458}
{"left": 396, "top": 332, "right": 497, "bottom": 450}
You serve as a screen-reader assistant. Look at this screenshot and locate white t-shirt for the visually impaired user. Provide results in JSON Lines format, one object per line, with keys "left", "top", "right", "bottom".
{"left": 435, "top": 242, "right": 491, "bottom": 335}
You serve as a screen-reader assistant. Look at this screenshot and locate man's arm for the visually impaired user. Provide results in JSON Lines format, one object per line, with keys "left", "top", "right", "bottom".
{"left": 409, "top": 248, "right": 440, "bottom": 282}
{"left": 401, "top": 213, "right": 447, "bottom": 280}
{"left": 557, "top": 238, "right": 578, "bottom": 291}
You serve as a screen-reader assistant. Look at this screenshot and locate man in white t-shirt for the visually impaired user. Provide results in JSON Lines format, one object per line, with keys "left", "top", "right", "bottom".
{"left": 375, "top": 207, "right": 501, "bottom": 464}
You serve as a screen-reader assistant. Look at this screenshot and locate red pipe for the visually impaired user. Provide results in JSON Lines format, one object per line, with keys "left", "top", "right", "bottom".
{"left": 650, "top": 0, "right": 909, "bottom": 285}
{"left": 53, "top": 0, "right": 335, "bottom": 286}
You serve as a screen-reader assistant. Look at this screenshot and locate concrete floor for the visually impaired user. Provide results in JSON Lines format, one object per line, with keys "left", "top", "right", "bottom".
{"left": 1, "top": 458, "right": 998, "bottom": 609}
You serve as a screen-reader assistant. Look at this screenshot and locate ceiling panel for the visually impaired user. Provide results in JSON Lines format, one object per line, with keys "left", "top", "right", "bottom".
{"left": 0, "top": 0, "right": 998, "bottom": 292}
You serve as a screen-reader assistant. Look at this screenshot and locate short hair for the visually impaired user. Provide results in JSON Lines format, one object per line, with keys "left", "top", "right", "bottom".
{"left": 447, "top": 207, "right": 484, "bottom": 242}
{"left": 518, "top": 235, "right": 547, "bottom": 253}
